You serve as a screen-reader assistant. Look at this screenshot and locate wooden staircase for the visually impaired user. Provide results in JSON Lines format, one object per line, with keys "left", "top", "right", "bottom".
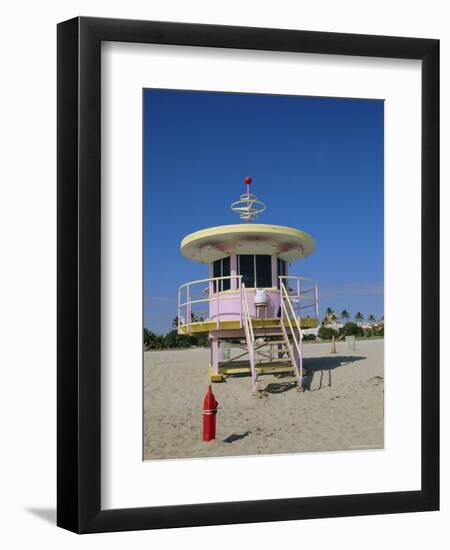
{"left": 241, "top": 283, "right": 304, "bottom": 393}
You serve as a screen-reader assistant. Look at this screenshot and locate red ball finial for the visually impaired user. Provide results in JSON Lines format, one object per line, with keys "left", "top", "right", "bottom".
{"left": 244, "top": 176, "right": 252, "bottom": 185}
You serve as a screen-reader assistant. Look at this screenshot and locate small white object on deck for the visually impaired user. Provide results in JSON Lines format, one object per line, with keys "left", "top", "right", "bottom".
{"left": 254, "top": 289, "right": 268, "bottom": 305}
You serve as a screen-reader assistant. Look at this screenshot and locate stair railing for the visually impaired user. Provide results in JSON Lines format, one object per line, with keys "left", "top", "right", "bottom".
{"left": 278, "top": 275, "right": 319, "bottom": 326}
{"left": 279, "top": 279, "right": 304, "bottom": 386}
{"left": 241, "top": 283, "right": 257, "bottom": 392}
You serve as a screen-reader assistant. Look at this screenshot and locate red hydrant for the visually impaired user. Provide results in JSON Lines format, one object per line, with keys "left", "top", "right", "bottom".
{"left": 202, "top": 385, "right": 218, "bottom": 441}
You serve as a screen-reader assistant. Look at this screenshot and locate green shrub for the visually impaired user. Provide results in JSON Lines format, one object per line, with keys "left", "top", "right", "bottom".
{"left": 340, "top": 322, "right": 364, "bottom": 337}
{"left": 148, "top": 335, "right": 165, "bottom": 349}
{"left": 144, "top": 327, "right": 211, "bottom": 350}
{"left": 162, "top": 330, "right": 178, "bottom": 348}
{"left": 318, "top": 326, "right": 339, "bottom": 340}
{"left": 303, "top": 333, "right": 317, "bottom": 341}
{"left": 143, "top": 328, "right": 157, "bottom": 347}
{"left": 195, "top": 334, "right": 210, "bottom": 347}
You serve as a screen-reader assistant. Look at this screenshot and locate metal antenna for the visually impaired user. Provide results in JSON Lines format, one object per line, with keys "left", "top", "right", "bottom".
{"left": 230, "top": 176, "right": 266, "bottom": 222}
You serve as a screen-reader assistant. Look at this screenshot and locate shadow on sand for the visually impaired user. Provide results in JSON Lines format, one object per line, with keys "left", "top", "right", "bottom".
{"left": 223, "top": 431, "right": 251, "bottom": 443}
{"left": 301, "top": 355, "right": 366, "bottom": 391}
{"left": 225, "top": 355, "right": 366, "bottom": 393}
{"left": 263, "top": 381, "right": 297, "bottom": 394}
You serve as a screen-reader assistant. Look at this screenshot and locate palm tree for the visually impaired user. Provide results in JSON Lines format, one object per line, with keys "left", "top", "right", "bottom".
{"left": 355, "top": 312, "right": 364, "bottom": 325}
{"left": 368, "top": 314, "right": 376, "bottom": 325}
{"left": 341, "top": 309, "right": 350, "bottom": 323}
{"left": 323, "top": 307, "right": 338, "bottom": 329}
{"left": 143, "top": 328, "right": 162, "bottom": 349}
{"left": 172, "top": 312, "right": 204, "bottom": 329}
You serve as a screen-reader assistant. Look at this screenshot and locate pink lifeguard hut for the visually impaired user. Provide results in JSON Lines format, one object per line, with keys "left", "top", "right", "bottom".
{"left": 178, "top": 177, "right": 319, "bottom": 393}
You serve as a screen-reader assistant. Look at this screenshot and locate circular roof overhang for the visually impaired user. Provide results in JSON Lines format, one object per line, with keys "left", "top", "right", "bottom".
{"left": 180, "top": 224, "right": 315, "bottom": 264}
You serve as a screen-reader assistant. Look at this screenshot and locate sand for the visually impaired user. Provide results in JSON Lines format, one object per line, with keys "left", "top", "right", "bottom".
{"left": 143, "top": 339, "right": 384, "bottom": 460}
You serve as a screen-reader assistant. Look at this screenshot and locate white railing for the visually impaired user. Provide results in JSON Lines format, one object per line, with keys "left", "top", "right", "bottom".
{"left": 241, "top": 283, "right": 257, "bottom": 392}
{"left": 178, "top": 275, "right": 243, "bottom": 333}
{"left": 241, "top": 283, "right": 255, "bottom": 347}
{"left": 279, "top": 279, "right": 304, "bottom": 386}
{"left": 177, "top": 273, "right": 319, "bottom": 334}
{"left": 279, "top": 275, "right": 319, "bottom": 325}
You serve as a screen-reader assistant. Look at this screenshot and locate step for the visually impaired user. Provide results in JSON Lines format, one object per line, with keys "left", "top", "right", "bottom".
{"left": 219, "top": 358, "right": 292, "bottom": 367}
{"left": 218, "top": 361, "right": 293, "bottom": 375}
{"left": 256, "top": 340, "right": 287, "bottom": 346}
{"left": 252, "top": 328, "right": 284, "bottom": 334}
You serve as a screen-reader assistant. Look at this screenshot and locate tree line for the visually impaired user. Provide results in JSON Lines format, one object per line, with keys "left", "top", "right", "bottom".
{"left": 144, "top": 316, "right": 208, "bottom": 350}
{"left": 144, "top": 308, "right": 384, "bottom": 349}
{"left": 315, "top": 307, "right": 384, "bottom": 341}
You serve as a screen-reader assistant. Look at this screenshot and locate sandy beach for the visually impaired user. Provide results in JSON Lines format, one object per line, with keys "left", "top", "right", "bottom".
{"left": 144, "top": 339, "right": 384, "bottom": 460}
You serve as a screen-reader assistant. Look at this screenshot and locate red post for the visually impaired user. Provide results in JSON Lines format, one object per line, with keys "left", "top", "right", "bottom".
{"left": 202, "top": 385, "right": 218, "bottom": 441}
{"left": 244, "top": 176, "right": 252, "bottom": 197}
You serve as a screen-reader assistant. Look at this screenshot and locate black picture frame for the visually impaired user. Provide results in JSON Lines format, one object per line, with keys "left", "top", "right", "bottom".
{"left": 57, "top": 16, "right": 439, "bottom": 533}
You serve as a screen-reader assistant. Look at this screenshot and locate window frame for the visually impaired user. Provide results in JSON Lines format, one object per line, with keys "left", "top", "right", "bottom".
{"left": 212, "top": 256, "right": 230, "bottom": 291}
{"left": 237, "top": 254, "right": 273, "bottom": 289}
{"left": 277, "top": 258, "right": 287, "bottom": 288}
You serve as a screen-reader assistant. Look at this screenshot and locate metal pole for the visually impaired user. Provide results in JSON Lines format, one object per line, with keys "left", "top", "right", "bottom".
{"left": 216, "top": 284, "right": 220, "bottom": 330}
{"left": 239, "top": 276, "right": 243, "bottom": 328}
{"left": 187, "top": 284, "right": 191, "bottom": 332}
{"left": 314, "top": 284, "right": 319, "bottom": 322}
{"left": 178, "top": 287, "right": 181, "bottom": 333}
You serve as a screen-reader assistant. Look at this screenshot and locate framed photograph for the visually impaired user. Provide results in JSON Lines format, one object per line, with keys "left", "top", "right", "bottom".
{"left": 57, "top": 17, "right": 439, "bottom": 533}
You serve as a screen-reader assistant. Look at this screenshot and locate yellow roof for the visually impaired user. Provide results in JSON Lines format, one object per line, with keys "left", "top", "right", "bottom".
{"left": 181, "top": 223, "right": 315, "bottom": 264}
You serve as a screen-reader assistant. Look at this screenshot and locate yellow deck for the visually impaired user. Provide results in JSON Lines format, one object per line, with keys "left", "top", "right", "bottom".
{"left": 179, "top": 317, "right": 317, "bottom": 335}
{"left": 208, "top": 362, "right": 295, "bottom": 382}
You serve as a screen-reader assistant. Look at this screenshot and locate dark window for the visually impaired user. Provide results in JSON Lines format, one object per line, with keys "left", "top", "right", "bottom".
{"left": 212, "top": 259, "right": 221, "bottom": 279}
{"left": 256, "top": 255, "right": 272, "bottom": 287}
{"left": 222, "top": 256, "right": 230, "bottom": 290}
{"left": 277, "top": 258, "right": 286, "bottom": 288}
{"left": 238, "top": 255, "right": 255, "bottom": 288}
{"left": 212, "top": 257, "right": 230, "bottom": 292}
{"left": 238, "top": 255, "right": 272, "bottom": 288}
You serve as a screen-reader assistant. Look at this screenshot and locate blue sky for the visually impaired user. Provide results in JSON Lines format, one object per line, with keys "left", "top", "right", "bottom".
{"left": 143, "top": 89, "right": 384, "bottom": 333}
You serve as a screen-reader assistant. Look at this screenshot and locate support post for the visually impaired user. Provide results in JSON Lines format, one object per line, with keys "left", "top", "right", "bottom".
{"left": 211, "top": 336, "right": 220, "bottom": 375}
{"left": 292, "top": 340, "right": 300, "bottom": 370}
{"left": 216, "top": 289, "right": 220, "bottom": 329}
{"left": 186, "top": 284, "right": 191, "bottom": 332}
{"left": 239, "top": 279, "right": 243, "bottom": 328}
{"left": 314, "top": 284, "right": 319, "bottom": 322}
{"left": 177, "top": 287, "right": 181, "bottom": 333}
{"left": 230, "top": 253, "right": 237, "bottom": 290}
{"left": 271, "top": 254, "right": 278, "bottom": 288}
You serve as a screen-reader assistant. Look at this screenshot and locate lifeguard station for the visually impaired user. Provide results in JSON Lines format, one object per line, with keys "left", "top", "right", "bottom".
{"left": 178, "top": 177, "right": 319, "bottom": 393}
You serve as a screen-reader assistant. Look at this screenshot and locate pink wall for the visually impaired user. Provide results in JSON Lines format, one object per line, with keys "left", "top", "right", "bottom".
{"left": 208, "top": 289, "right": 281, "bottom": 320}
